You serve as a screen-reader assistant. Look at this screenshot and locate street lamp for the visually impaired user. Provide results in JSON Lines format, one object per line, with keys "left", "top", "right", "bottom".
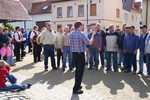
{"left": 87, "top": 0, "right": 92, "bottom": 24}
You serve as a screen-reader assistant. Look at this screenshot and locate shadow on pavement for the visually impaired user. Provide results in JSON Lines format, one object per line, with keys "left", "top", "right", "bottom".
{"left": 12, "top": 62, "right": 36, "bottom": 72}
{"left": 21, "top": 67, "right": 150, "bottom": 99}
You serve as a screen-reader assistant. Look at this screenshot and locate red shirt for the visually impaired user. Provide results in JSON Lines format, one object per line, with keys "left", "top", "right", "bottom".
{"left": 0, "top": 66, "right": 10, "bottom": 88}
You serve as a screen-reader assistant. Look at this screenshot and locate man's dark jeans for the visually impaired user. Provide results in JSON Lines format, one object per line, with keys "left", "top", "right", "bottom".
{"left": 43, "top": 45, "right": 56, "bottom": 70}
{"left": 124, "top": 53, "right": 137, "bottom": 72}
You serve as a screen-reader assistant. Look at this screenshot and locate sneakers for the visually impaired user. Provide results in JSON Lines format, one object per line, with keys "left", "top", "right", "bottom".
{"left": 27, "top": 84, "right": 32, "bottom": 89}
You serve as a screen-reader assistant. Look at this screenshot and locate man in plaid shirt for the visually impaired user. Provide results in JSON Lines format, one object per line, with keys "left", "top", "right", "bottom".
{"left": 70, "top": 21, "right": 95, "bottom": 94}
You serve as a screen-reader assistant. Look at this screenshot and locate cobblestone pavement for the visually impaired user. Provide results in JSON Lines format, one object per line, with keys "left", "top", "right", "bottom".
{"left": 0, "top": 91, "right": 29, "bottom": 100}
{"left": 1, "top": 53, "right": 150, "bottom": 100}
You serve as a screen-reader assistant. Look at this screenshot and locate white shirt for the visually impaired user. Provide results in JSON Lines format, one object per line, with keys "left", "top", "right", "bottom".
{"left": 14, "top": 31, "right": 22, "bottom": 42}
{"left": 30, "top": 30, "right": 39, "bottom": 39}
{"left": 40, "top": 29, "right": 55, "bottom": 45}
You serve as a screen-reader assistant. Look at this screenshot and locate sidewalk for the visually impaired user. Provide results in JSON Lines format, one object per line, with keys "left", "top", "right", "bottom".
{"left": 1, "top": 53, "right": 150, "bottom": 100}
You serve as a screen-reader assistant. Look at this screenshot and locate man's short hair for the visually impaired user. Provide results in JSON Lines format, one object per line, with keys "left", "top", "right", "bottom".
{"left": 142, "top": 25, "right": 147, "bottom": 29}
{"left": 33, "top": 25, "right": 38, "bottom": 30}
{"left": 74, "top": 21, "right": 82, "bottom": 29}
{"left": 15, "top": 26, "right": 20, "bottom": 30}
{"left": 57, "top": 25, "right": 62, "bottom": 29}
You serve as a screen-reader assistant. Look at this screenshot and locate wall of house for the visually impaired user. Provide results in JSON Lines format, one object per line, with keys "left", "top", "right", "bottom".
{"left": 123, "top": 10, "right": 141, "bottom": 34}
{"left": 10, "top": 13, "right": 51, "bottom": 31}
{"left": 51, "top": 0, "right": 123, "bottom": 30}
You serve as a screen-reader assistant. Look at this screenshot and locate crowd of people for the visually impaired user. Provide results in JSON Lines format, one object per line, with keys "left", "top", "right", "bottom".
{"left": 0, "top": 21, "right": 150, "bottom": 94}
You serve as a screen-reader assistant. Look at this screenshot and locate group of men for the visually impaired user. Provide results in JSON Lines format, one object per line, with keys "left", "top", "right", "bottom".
{"left": 1, "top": 21, "right": 150, "bottom": 94}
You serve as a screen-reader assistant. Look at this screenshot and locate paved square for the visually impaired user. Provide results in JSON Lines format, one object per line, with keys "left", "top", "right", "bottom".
{"left": 1, "top": 53, "right": 150, "bottom": 100}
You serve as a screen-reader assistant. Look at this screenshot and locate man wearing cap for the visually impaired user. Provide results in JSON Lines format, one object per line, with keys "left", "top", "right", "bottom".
{"left": 145, "top": 28, "right": 150, "bottom": 77}
{"left": 123, "top": 26, "right": 139, "bottom": 74}
{"left": 105, "top": 24, "right": 120, "bottom": 72}
{"left": 40, "top": 22, "right": 57, "bottom": 71}
{"left": 137, "top": 25, "right": 149, "bottom": 74}
{"left": 118, "top": 25, "right": 130, "bottom": 70}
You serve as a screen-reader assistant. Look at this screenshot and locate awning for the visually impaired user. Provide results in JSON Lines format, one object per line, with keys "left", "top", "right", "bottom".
{"left": 0, "top": 0, "right": 32, "bottom": 21}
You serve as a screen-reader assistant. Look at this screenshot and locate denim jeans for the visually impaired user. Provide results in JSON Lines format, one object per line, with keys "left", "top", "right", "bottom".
{"left": 62, "top": 46, "right": 73, "bottom": 69}
{"left": 6, "top": 56, "right": 15, "bottom": 65}
{"left": 124, "top": 53, "right": 137, "bottom": 72}
{"left": 146, "top": 54, "right": 150, "bottom": 75}
{"left": 105, "top": 51, "right": 118, "bottom": 70}
{"left": 99, "top": 50, "right": 105, "bottom": 66}
{"left": 118, "top": 50, "right": 124, "bottom": 65}
{"left": 89, "top": 48, "right": 99, "bottom": 67}
{"left": 43, "top": 45, "right": 56, "bottom": 69}
{"left": 139, "top": 52, "right": 144, "bottom": 72}
{"left": 0, "top": 84, "right": 26, "bottom": 91}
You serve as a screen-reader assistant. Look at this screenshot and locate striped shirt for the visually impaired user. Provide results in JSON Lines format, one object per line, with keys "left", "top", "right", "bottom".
{"left": 70, "top": 30, "right": 89, "bottom": 52}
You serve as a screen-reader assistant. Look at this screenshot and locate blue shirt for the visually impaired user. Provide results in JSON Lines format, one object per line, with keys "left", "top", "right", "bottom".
{"left": 70, "top": 30, "right": 89, "bottom": 52}
{"left": 123, "top": 33, "right": 139, "bottom": 54}
{"left": 139, "top": 33, "right": 148, "bottom": 52}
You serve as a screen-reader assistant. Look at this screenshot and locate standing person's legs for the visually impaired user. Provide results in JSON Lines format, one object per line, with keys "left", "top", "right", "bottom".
{"left": 37, "top": 44, "right": 42, "bottom": 61}
{"left": 94, "top": 49, "right": 99, "bottom": 69}
{"left": 33, "top": 42, "right": 38, "bottom": 62}
{"left": 44, "top": 45, "right": 49, "bottom": 70}
{"left": 124, "top": 53, "right": 132, "bottom": 72}
{"left": 62, "top": 47, "right": 67, "bottom": 70}
{"left": 89, "top": 49, "right": 94, "bottom": 69}
{"left": 49, "top": 45, "right": 56, "bottom": 69}
{"left": 113, "top": 52, "right": 118, "bottom": 71}
{"left": 20, "top": 42, "right": 25, "bottom": 58}
{"left": 146, "top": 54, "right": 150, "bottom": 76}
{"left": 106, "top": 51, "right": 111, "bottom": 70}
{"left": 56, "top": 49, "right": 62, "bottom": 68}
{"left": 6, "top": 56, "right": 11, "bottom": 65}
{"left": 100, "top": 50, "right": 105, "bottom": 67}
{"left": 15, "top": 43, "right": 21, "bottom": 61}
{"left": 118, "top": 50, "right": 123, "bottom": 66}
{"left": 138, "top": 52, "right": 144, "bottom": 73}
{"left": 131, "top": 54, "right": 137, "bottom": 73}
{"left": 73, "top": 53, "right": 85, "bottom": 93}
{"left": 69, "top": 48, "right": 73, "bottom": 69}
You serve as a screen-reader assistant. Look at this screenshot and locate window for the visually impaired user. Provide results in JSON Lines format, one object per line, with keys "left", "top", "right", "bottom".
{"left": 124, "top": 12, "right": 129, "bottom": 23}
{"left": 78, "top": 5, "right": 84, "bottom": 17}
{"left": 90, "top": 4, "right": 97, "bottom": 16}
{"left": 57, "top": 7, "right": 62, "bottom": 18}
{"left": 132, "top": 15, "right": 134, "bottom": 21}
{"left": 67, "top": 6, "right": 73, "bottom": 17}
{"left": 116, "top": 9, "right": 120, "bottom": 18}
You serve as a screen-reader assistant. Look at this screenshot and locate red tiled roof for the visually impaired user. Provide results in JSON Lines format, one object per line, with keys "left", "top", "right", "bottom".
{"left": 20, "top": 0, "right": 46, "bottom": 10}
{"left": 0, "top": 0, "right": 32, "bottom": 20}
{"left": 29, "top": 0, "right": 74, "bottom": 15}
{"left": 29, "top": 1, "right": 52, "bottom": 15}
